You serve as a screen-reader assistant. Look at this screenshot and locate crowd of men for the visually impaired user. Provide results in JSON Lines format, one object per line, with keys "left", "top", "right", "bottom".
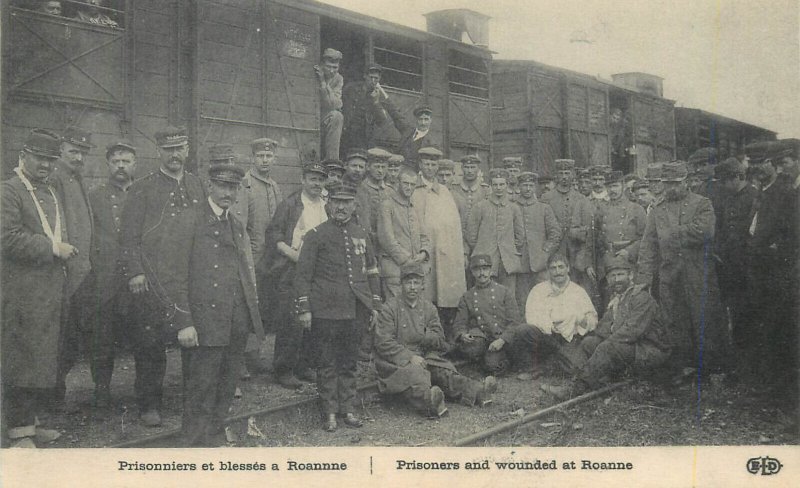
{"left": 2, "top": 47, "right": 798, "bottom": 447}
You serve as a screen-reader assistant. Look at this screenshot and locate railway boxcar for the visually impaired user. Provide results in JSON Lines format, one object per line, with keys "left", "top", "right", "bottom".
{"left": 675, "top": 107, "right": 776, "bottom": 160}
{"left": 2, "top": 0, "right": 494, "bottom": 193}
{"left": 491, "top": 60, "right": 676, "bottom": 176}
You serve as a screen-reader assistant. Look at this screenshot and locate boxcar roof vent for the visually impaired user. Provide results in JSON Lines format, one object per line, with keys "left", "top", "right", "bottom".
{"left": 424, "top": 9, "right": 490, "bottom": 47}
{"left": 611, "top": 72, "right": 664, "bottom": 98}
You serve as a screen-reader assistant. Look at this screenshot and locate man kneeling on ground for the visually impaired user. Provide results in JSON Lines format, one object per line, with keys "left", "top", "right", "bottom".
{"left": 540, "top": 256, "right": 671, "bottom": 400}
{"left": 374, "top": 263, "right": 497, "bottom": 417}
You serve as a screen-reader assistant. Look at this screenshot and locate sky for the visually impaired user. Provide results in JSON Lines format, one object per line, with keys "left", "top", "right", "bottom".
{"left": 319, "top": 0, "right": 799, "bottom": 138}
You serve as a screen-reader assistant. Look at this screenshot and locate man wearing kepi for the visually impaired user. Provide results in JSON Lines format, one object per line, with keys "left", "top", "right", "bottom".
{"left": 540, "top": 256, "right": 671, "bottom": 400}
{"left": 295, "top": 181, "right": 382, "bottom": 432}
{"left": 178, "top": 162, "right": 264, "bottom": 447}
{"left": 374, "top": 263, "right": 497, "bottom": 418}
{"left": 119, "top": 126, "right": 206, "bottom": 427}
{"left": 86, "top": 139, "right": 137, "bottom": 410}
{"left": 2, "top": 129, "right": 74, "bottom": 447}
{"left": 636, "top": 161, "right": 728, "bottom": 378}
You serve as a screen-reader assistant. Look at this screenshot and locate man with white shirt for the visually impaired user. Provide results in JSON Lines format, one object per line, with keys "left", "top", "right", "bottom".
{"left": 262, "top": 162, "right": 329, "bottom": 388}
{"left": 386, "top": 105, "right": 436, "bottom": 169}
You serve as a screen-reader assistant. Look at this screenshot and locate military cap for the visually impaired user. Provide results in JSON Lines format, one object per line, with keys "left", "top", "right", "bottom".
{"left": 644, "top": 162, "right": 664, "bottom": 181}
{"left": 302, "top": 161, "right": 327, "bottom": 176}
{"left": 771, "top": 139, "right": 800, "bottom": 161}
{"left": 538, "top": 175, "right": 553, "bottom": 184}
{"left": 155, "top": 126, "right": 188, "bottom": 148}
{"left": 744, "top": 141, "right": 772, "bottom": 164}
{"left": 387, "top": 154, "right": 405, "bottom": 166}
{"left": 366, "top": 147, "right": 392, "bottom": 164}
{"left": 327, "top": 181, "right": 357, "bottom": 200}
{"left": 488, "top": 168, "right": 510, "bottom": 180}
{"left": 23, "top": 128, "right": 61, "bottom": 159}
{"left": 460, "top": 154, "right": 482, "bottom": 166}
{"left": 590, "top": 165, "right": 611, "bottom": 176}
{"left": 715, "top": 157, "right": 745, "bottom": 179}
{"left": 577, "top": 168, "right": 591, "bottom": 179}
{"left": 631, "top": 179, "right": 650, "bottom": 191}
{"left": 502, "top": 156, "right": 523, "bottom": 168}
{"left": 418, "top": 146, "right": 443, "bottom": 160}
{"left": 322, "top": 48, "right": 342, "bottom": 61}
{"left": 400, "top": 262, "right": 426, "bottom": 280}
{"left": 105, "top": 139, "right": 136, "bottom": 159}
{"left": 208, "top": 143, "right": 236, "bottom": 163}
{"left": 323, "top": 158, "right": 345, "bottom": 173}
{"left": 688, "top": 147, "right": 718, "bottom": 167}
{"left": 517, "top": 171, "right": 539, "bottom": 183}
{"left": 366, "top": 64, "right": 383, "bottom": 74}
{"left": 208, "top": 162, "right": 245, "bottom": 184}
{"left": 469, "top": 254, "right": 493, "bottom": 269}
{"left": 661, "top": 161, "right": 689, "bottom": 182}
{"left": 690, "top": 164, "right": 714, "bottom": 179}
{"left": 61, "top": 126, "right": 94, "bottom": 150}
{"left": 344, "top": 148, "right": 368, "bottom": 162}
{"left": 554, "top": 159, "right": 575, "bottom": 171}
{"left": 605, "top": 254, "right": 633, "bottom": 272}
{"left": 606, "top": 170, "right": 624, "bottom": 184}
{"left": 251, "top": 138, "right": 278, "bottom": 154}
{"left": 437, "top": 159, "right": 455, "bottom": 171}
{"left": 413, "top": 105, "right": 433, "bottom": 118}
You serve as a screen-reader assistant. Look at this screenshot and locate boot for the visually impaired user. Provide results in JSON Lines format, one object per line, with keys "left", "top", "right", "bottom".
{"left": 325, "top": 413, "right": 337, "bottom": 432}
{"left": 428, "top": 386, "right": 448, "bottom": 418}
{"left": 341, "top": 412, "right": 363, "bottom": 428}
{"left": 276, "top": 372, "right": 303, "bottom": 389}
{"left": 476, "top": 376, "right": 498, "bottom": 406}
{"left": 140, "top": 408, "right": 162, "bottom": 427}
{"left": 93, "top": 385, "right": 112, "bottom": 410}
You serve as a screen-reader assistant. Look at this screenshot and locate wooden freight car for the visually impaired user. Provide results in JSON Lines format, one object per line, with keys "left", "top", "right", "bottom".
{"left": 492, "top": 60, "right": 676, "bottom": 176}
{"left": 675, "top": 107, "right": 776, "bottom": 160}
{"left": 2, "top": 0, "right": 494, "bottom": 193}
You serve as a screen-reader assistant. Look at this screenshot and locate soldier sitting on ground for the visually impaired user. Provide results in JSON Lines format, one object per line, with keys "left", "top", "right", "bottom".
{"left": 374, "top": 263, "right": 497, "bottom": 418}
{"left": 540, "top": 256, "right": 671, "bottom": 400}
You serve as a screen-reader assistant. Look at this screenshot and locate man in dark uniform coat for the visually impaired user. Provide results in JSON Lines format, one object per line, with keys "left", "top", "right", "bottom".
{"left": 636, "top": 161, "right": 729, "bottom": 377}
{"left": 118, "top": 126, "right": 207, "bottom": 427}
{"left": 2, "top": 129, "right": 74, "bottom": 447}
{"left": 374, "top": 263, "right": 497, "bottom": 418}
{"left": 341, "top": 64, "right": 390, "bottom": 153}
{"left": 295, "top": 182, "right": 382, "bottom": 431}
{"left": 177, "top": 162, "right": 264, "bottom": 447}
{"left": 86, "top": 139, "right": 137, "bottom": 409}
{"left": 541, "top": 256, "right": 671, "bottom": 400}
{"left": 47, "top": 125, "right": 95, "bottom": 407}
{"left": 386, "top": 105, "right": 436, "bottom": 169}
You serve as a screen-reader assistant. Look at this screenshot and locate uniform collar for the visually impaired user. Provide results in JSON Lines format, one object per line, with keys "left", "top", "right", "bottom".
{"left": 207, "top": 197, "right": 228, "bottom": 219}
{"left": 248, "top": 169, "right": 276, "bottom": 186}
{"left": 489, "top": 195, "right": 508, "bottom": 206}
{"left": 460, "top": 179, "right": 482, "bottom": 192}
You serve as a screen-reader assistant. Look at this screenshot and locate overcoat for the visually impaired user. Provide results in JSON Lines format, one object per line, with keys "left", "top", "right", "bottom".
{"left": 88, "top": 182, "right": 127, "bottom": 305}
{"left": 377, "top": 191, "right": 430, "bottom": 282}
{"left": 516, "top": 196, "right": 562, "bottom": 273}
{"left": 466, "top": 197, "right": 525, "bottom": 274}
{"left": 541, "top": 188, "right": 594, "bottom": 272}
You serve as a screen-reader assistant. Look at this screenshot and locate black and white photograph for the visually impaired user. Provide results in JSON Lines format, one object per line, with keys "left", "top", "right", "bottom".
{"left": 0, "top": 0, "right": 797, "bottom": 485}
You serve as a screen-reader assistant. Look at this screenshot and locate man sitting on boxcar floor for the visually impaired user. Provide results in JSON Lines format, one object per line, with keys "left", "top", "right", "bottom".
{"left": 341, "top": 64, "right": 390, "bottom": 152}
{"left": 314, "top": 48, "right": 344, "bottom": 160}
{"left": 540, "top": 256, "right": 670, "bottom": 400}
{"left": 452, "top": 255, "right": 528, "bottom": 376}
{"left": 178, "top": 162, "right": 263, "bottom": 447}
{"left": 374, "top": 263, "right": 497, "bottom": 418}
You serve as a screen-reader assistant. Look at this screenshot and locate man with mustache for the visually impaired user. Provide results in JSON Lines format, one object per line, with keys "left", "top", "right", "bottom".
{"left": 2, "top": 129, "right": 75, "bottom": 447}
{"left": 86, "top": 139, "right": 137, "bottom": 410}
{"left": 637, "top": 161, "right": 728, "bottom": 380}
{"left": 386, "top": 105, "right": 437, "bottom": 169}
{"left": 119, "top": 126, "right": 206, "bottom": 427}
{"left": 540, "top": 256, "right": 670, "bottom": 400}
{"left": 295, "top": 181, "right": 382, "bottom": 431}
{"left": 47, "top": 125, "right": 95, "bottom": 411}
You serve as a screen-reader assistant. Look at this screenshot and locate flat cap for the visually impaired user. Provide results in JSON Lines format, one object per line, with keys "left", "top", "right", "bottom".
{"left": 661, "top": 161, "right": 689, "bottom": 182}
{"left": 772, "top": 139, "right": 800, "bottom": 161}
{"left": 345, "top": 148, "right": 368, "bottom": 162}
{"left": 645, "top": 162, "right": 664, "bottom": 181}
{"left": 437, "top": 159, "right": 455, "bottom": 171}
{"left": 302, "top": 161, "right": 328, "bottom": 176}
{"left": 577, "top": 168, "right": 591, "bottom": 179}
{"left": 322, "top": 48, "right": 342, "bottom": 61}
{"left": 418, "top": 146, "right": 443, "bottom": 160}
{"left": 488, "top": 168, "right": 510, "bottom": 180}
{"left": 690, "top": 164, "right": 714, "bottom": 179}
{"left": 155, "top": 126, "right": 188, "bottom": 148}
{"left": 631, "top": 179, "right": 650, "bottom": 191}
{"left": 745, "top": 141, "right": 773, "bottom": 164}
{"left": 469, "top": 254, "right": 493, "bottom": 269}
{"left": 589, "top": 165, "right": 611, "bottom": 176}
{"left": 502, "top": 157, "right": 523, "bottom": 168}
{"left": 400, "top": 262, "right": 426, "bottom": 280}
{"left": 366, "top": 147, "right": 392, "bottom": 164}
{"left": 606, "top": 170, "right": 624, "bottom": 184}
{"left": 517, "top": 171, "right": 539, "bottom": 183}
{"left": 251, "top": 138, "right": 278, "bottom": 153}
{"left": 715, "top": 157, "right": 745, "bottom": 179}
{"left": 23, "top": 128, "right": 61, "bottom": 159}
{"left": 327, "top": 181, "right": 357, "bottom": 200}
{"left": 106, "top": 139, "right": 136, "bottom": 159}
{"left": 208, "top": 162, "right": 245, "bottom": 184}
{"left": 323, "top": 159, "right": 345, "bottom": 173}
{"left": 208, "top": 143, "right": 236, "bottom": 163}
{"left": 62, "top": 126, "right": 94, "bottom": 150}
{"left": 554, "top": 159, "right": 575, "bottom": 171}
{"left": 460, "top": 155, "right": 482, "bottom": 165}
{"left": 688, "top": 147, "right": 718, "bottom": 167}
{"left": 538, "top": 175, "right": 553, "bottom": 183}
{"left": 605, "top": 254, "right": 633, "bottom": 272}
{"left": 366, "top": 64, "right": 383, "bottom": 73}
{"left": 387, "top": 154, "right": 405, "bottom": 166}
{"left": 413, "top": 105, "right": 433, "bottom": 118}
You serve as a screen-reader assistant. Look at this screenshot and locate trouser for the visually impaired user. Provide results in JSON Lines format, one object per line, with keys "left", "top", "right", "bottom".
{"left": 321, "top": 110, "right": 344, "bottom": 160}
{"left": 572, "top": 268, "right": 600, "bottom": 311}
{"left": 273, "top": 290, "right": 312, "bottom": 376}
{"left": 398, "top": 363, "right": 484, "bottom": 414}
{"left": 513, "top": 326, "right": 587, "bottom": 374}
{"left": 496, "top": 261, "right": 516, "bottom": 298}
{"left": 52, "top": 286, "right": 87, "bottom": 403}
{"left": 574, "top": 336, "right": 635, "bottom": 388}
{"left": 457, "top": 329, "right": 530, "bottom": 375}
{"left": 718, "top": 261, "right": 755, "bottom": 350}
{"left": 180, "top": 317, "right": 249, "bottom": 447}
{"left": 2, "top": 385, "right": 43, "bottom": 444}
{"left": 133, "top": 342, "right": 167, "bottom": 411}
{"left": 515, "top": 270, "right": 547, "bottom": 317}
{"left": 311, "top": 304, "right": 366, "bottom": 415}
{"left": 87, "top": 294, "right": 128, "bottom": 388}
{"left": 382, "top": 276, "right": 401, "bottom": 302}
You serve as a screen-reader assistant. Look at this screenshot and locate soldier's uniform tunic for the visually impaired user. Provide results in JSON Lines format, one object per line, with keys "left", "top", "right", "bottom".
{"left": 541, "top": 187, "right": 595, "bottom": 291}
{"left": 294, "top": 217, "right": 381, "bottom": 415}
{"left": 515, "top": 195, "right": 562, "bottom": 314}
{"left": 595, "top": 197, "right": 646, "bottom": 273}
{"left": 466, "top": 197, "right": 525, "bottom": 294}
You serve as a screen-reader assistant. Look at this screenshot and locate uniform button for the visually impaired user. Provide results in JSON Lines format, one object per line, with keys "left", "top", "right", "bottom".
{"left": 214, "top": 264, "right": 219, "bottom": 269}
{"left": 213, "top": 244, "right": 218, "bottom": 248}
{"left": 213, "top": 283, "right": 218, "bottom": 287}
{"left": 170, "top": 192, "right": 175, "bottom": 196}
{"left": 171, "top": 203, "right": 175, "bottom": 207}
{"left": 184, "top": 203, "right": 188, "bottom": 207}
{"left": 211, "top": 304, "right": 216, "bottom": 308}
{"left": 402, "top": 324, "right": 406, "bottom": 328}
{"left": 214, "top": 231, "right": 219, "bottom": 236}
{"left": 145, "top": 326, "right": 150, "bottom": 331}
{"left": 170, "top": 213, "right": 176, "bottom": 217}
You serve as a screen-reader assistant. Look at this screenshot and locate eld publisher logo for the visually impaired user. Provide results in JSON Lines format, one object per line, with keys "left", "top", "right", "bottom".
{"left": 746, "top": 456, "right": 782, "bottom": 476}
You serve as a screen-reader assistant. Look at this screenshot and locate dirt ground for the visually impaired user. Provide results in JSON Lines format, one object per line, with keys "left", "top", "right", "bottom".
{"left": 41, "top": 335, "right": 799, "bottom": 448}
